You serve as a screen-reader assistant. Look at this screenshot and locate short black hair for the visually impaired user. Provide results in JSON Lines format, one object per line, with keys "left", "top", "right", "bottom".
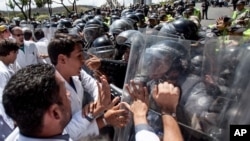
{"left": 0, "top": 39, "right": 19, "bottom": 56}
{"left": 23, "top": 29, "right": 33, "bottom": 40}
{"left": 34, "top": 29, "right": 45, "bottom": 41}
{"left": 3, "top": 64, "right": 61, "bottom": 135}
{"left": 48, "top": 33, "right": 83, "bottom": 65}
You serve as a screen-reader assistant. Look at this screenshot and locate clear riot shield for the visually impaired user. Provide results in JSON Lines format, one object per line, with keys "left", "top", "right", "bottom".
{"left": 87, "top": 45, "right": 116, "bottom": 59}
{"left": 42, "top": 26, "right": 57, "bottom": 40}
{"left": 199, "top": 35, "right": 250, "bottom": 141}
{"left": 114, "top": 33, "right": 197, "bottom": 141}
{"left": 20, "top": 22, "right": 34, "bottom": 32}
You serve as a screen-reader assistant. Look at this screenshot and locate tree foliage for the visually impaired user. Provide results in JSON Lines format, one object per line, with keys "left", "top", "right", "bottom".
{"left": 11, "top": 0, "right": 29, "bottom": 20}
{"left": 52, "top": 0, "right": 71, "bottom": 13}
{"left": 6, "top": 0, "right": 81, "bottom": 20}
{"left": 34, "top": 0, "right": 46, "bottom": 8}
{"left": 6, "top": 0, "right": 15, "bottom": 10}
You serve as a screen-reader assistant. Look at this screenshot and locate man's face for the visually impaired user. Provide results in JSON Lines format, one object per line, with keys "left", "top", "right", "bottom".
{"left": 84, "top": 27, "right": 100, "bottom": 43}
{"left": 64, "top": 44, "right": 84, "bottom": 76}
{"left": 216, "top": 18, "right": 227, "bottom": 30}
{"left": 141, "top": 49, "right": 173, "bottom": 79}
{"left": 8, "top": 50, "right": 18, "bottom": 64}
{"left": 149, "top": 19, "right": 158, "bottom": 27}
{"left": 236, "top": 4, "right": 244, "bottom": 11}
{"left": 55, "top": 72, "right": 71, "bottom": 128}
{"left": 3, "top": 30, "right": 10, "bottom": 39}
{"left": 12, "top": 28, "right": 24, "bottom": 46}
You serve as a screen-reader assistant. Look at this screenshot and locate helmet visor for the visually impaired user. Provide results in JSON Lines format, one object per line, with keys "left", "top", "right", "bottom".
{"left": 84, "top": 27, "right": 100, "bottom": 43}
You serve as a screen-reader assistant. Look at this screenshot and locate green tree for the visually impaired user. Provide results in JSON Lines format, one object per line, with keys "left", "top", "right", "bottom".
{"left": 11, "top": 0, "right": 30, "bottom": 20}
{"left": 53, "top": 0, "right": 71, "bottom": 14}
{"left": 6, "top": 0, "right": 16, "bottom": 17}
{"left": 34, "top": 0, "right": 53, "bottom": 16}
{"left": 68, "top": 0, "right": 78, "bottom": 13}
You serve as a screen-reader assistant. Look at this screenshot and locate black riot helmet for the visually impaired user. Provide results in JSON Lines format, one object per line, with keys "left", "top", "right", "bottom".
{"left": 190, "top": 55, "right": 205, "bottom": 76}
{"left": 115, "top": 30, "right": 136, "bottom": 55}
{"left": 82, "top": 14, "right": 94, "bottom": 22}
{"left": 160, "top": 18, "right": 199, "bottom": 40}
{"left": 121, "top": 9, "right": 133, "bottom": 17}
{"left": 110, "top": 15, "right": 120, "bottom": 25}
{"left": 76, "top": 23, "right": 85, "bottom": 32}
{"left": 115, "top": 30, "right": 143, "bottom": 60}
{"left": 70, "top": 22, "right": 86, "bottom": 35}
{"left": 124, "top": 13, "right": 140, "bottom": 24}
{"left": 123, "top": 13, "right": 140, "bottom": 30}
{"left": 140, "top": 39, "right": 188, "bottom": 80}
{"left": 173, "top": 0, "right": 182, "bottom": 7}
{"left": 57, "top": 19, "right": 72, "bottom": 29}
{"left": 109, "top": 19, "right": 134, "bottom": 36}
{"left": 148, "top": 14, "right": 159, "bottom": 28}
{"left": 72, "top": 18, "right": 85, "bottom": 27}
{"left": 88, "top": 36, "right": 115, "bottom": 59}
{"left": 94, "top": 15, "right": 104, "bottom": 22}
{"left": 84, "top": 18, "right": 104, "bottom": 29}
{"left": 116, "top": 30, "right": 140, "bottom": 47}
{"left": 92, "top": 36, "right": 113, "bottom": 47}
{"left": 83, "top": 18, "right": 105, "bottom": 43}
{"left": 135, "top": 12, "right": 145, "bottom": 23}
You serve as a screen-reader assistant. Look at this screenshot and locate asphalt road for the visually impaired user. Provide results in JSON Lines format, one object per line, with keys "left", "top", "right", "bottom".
{"left": 195, "top": 2, "right": 234, "bottom": 26}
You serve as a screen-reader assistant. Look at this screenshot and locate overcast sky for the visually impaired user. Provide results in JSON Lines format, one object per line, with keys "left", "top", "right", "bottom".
{"left": 0, "top": 0, "right": 132, "bottom": 11}
{"left": 0, "top": 0, "right": 162, "bottom": 11}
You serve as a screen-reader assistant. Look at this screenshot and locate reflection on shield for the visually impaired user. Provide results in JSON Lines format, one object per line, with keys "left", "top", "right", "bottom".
{"left": 42, "top": 27, "right": 57, "bottom": 40}
{"left": 114, "top": 33, "right": 250, "bottom": 141}
{"left": 198, "top": 36, "right": 250, "bottom": 141}
{"left": 83, "top": 27, "right": 100, "bottom": 43}
{"left": 114, "top": 32, "right": 206, "bottom": 141}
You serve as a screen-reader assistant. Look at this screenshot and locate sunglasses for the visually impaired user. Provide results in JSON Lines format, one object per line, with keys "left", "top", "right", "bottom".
{"left": 13, "top": 33, "right": 24, "bottom": 37}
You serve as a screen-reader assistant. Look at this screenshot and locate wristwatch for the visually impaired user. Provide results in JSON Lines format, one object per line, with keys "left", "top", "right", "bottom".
{"left": 85, "top": 113, "right": 95, "bottom": 122}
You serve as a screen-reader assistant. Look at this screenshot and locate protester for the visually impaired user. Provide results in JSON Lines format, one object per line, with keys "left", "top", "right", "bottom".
{"left": 34, "top": 29, "right": 51, "bottom": 64}
{"left": 48, "top": 33, "right": 128, "bottom": 140}
{"left": 11, "top": 26, "right": 38, "bottom": 68}
{"left": 3, "top": 64, "right": 72, "bottom": 140}
{"left": 0, "top": 39, "right": 19, "bottom": 140}
{"left": 0, "top": 24, "right": 10, "bottom": 40}
{"left": 1, "top": 2, "right": 250, "bottom": 141}
{"left": 123, "top": 80, "right": 183, "bottom": 141}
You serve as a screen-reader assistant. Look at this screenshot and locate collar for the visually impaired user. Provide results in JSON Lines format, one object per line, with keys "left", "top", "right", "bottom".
{"left": 0, "top": 60, "right": 9, "bottom": 69}
{"left": 19, "top": 45, "right": 25, "bottom": 53}
{"left": 18, "top": 134, "right": 71, "bottom": 141}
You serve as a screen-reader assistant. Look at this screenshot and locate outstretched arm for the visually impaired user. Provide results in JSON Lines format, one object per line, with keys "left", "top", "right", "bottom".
{"left": 152, "top": 82, "right": 183, "bottom": 141}
{"left": 123, "top": 80, "right": 160, "bottom": 141}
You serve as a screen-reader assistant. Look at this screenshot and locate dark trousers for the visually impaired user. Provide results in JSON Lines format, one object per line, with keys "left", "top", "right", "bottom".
{"left": 202, "top": 9, "right": 208, "bottom": 19}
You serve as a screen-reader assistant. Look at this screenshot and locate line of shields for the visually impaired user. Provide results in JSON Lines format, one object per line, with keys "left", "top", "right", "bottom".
{"left": 19, "top": 21, "right": 56, "bottom": 40}
{"left": 20, "top": 21, "right": 74, "bottom": 41}
{"left": 112, "top": 31, "right": 250, "bottom": 141}
{"left": 21, "top": 19, "right": 250, "bottom": 140}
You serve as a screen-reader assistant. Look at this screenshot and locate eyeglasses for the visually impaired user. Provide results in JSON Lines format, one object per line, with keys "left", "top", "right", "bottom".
{"left": 13, "top": 33, "right": 24, "bottom": 37}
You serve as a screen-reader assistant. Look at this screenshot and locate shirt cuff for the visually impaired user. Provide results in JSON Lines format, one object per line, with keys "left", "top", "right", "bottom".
{"left": 134, "top": 124, "right": 155, "bottom": 133}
